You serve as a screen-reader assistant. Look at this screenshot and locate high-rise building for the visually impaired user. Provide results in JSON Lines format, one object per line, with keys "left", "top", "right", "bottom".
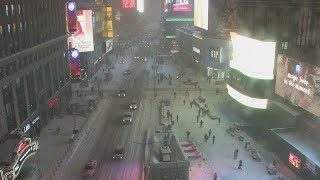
{"left": 0, "top": 0, "right": 71, "bottom": 137}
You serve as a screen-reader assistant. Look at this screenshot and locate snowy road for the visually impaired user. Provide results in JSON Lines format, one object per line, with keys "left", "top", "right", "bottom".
{"left": 59, "top": 48, "right": 160, "bottom": 180}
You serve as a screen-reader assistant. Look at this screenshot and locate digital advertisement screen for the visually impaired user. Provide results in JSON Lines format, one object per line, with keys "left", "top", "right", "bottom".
{"left": 137, "top": 0, "right": 144, "bottom": 13}
{"left": 122, "top": 0, "right": 136, "bottom": 9}
{"left": 69, "top": 49, "right": 81, "bottom": 79}
{"left": 67, "top": 10, "right": 94, "bottom": 52}
{"left": 194, "top": 0, "right": 208, "bottom": 30}
{"left": 105, "top": 39, "right": 113, "bottom": 53}
{"left": 173, "top": 0, "right": 192, "bottom": 12}
{"left": 275, "top": 54, "right": 320, "bottom": 117}
{"left": 230, "top": 33, "right": 276, "bottom": 80}
{"left": 66, "top": 2, "right": 77, "bottom": 33}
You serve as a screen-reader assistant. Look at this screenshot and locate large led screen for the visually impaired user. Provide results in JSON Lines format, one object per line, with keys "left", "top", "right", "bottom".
{"left": 230, "top": 33, "right": 276, "bottom": 80}
{"left": 137, "top": 0, "right": 144, "bottom": 13}
{"left": 173, "top": 0, "right": 192, "bottom": 12}
{"left": 69, "top": 49, "right": 80, "bottom": 79}
{"left": 122, "top": 0, "right": 136, "bottom": 8}
{"left": 275, "top": 54, "right": 320, "bottom": 116}
{"left": 66, "top": 2, "right": 77, "bottom": 33}
{"left": 68, "top": 10, "right": 94, "bottom": 52}
{"left": 194, "top": 0, "right": 208, "bottom": 30}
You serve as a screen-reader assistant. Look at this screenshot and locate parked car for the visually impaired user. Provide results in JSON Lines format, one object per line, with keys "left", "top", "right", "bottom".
{"left": 118, "top": 89, "right": 126, "bottom": 97}
{"left": 129, "top": 100, "right": 138, "bottom": 110}
{"left": 81, "top": 160, "right": 97, "bottom": 177}
{"left": 113, "top": 146, "right": 124, "bottom": 160}
{"left": 122, "top": 111, "right": 133, "bottom": 123}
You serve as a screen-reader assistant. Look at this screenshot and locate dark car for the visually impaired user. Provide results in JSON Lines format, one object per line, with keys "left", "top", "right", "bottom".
{"left": 120, "top": 60, "right": 125, "bottom": 64}
{"left": 118, "top": 89, "right": 126, "bottom": 97}
{"left": 129, "top": 100, "right": 138, "bottom": 110}
{"left": 113, "top": 146, "right": 124, "bottom": 160}
{"left": 123, "top": 70, "right": 131, "bottom": 75}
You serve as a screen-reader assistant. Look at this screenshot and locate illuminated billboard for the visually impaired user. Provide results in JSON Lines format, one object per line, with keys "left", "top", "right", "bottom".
{"left": 122, "top": 0, "right": 136, "bottom": 8}
{"left": 227, "top": 85, "right": 268, "bottom": 109}
{"left": 66, "top": 2, "right": 77, "bottom": 33}
{"left": 137, "top": 0, "right": 144, "bottom": 13}
{"left": 102, "top": 7, "right": 113, "bottom": 38}
{"left": 230, "top": 33, "right": 276, "bottom": 80}
{"left": 68, "top": 10, "right": 94, "bottom": 52}
{"left": 105, "top": 39, "right": 113, "bottom": 53}
{"left": 194, "top": 0, "right": 208, "bottom": 30}
{"left": 69, "top": 49, "right": 81, "bottom": 79}
{"left": 275, "top": 54, "right": 320, "bottom": 117}
{"left": 173, "top": 0, "right": 192, "bottom": 12}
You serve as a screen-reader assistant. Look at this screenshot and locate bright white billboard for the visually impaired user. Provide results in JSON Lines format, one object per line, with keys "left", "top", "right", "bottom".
{"left": 227, "top": 85, "right": 268, "bottom": 109}
{"left": 137, "top": 0, "right": 144, "bottom": 13}
{"left": 230, "top": 33, "right": 276, "bottom": 80}
{"left": 68, "top": 10, "right": 94, "bottom": 52}
{"left": 194, "top": 0, "right": 208, "bottom": 30}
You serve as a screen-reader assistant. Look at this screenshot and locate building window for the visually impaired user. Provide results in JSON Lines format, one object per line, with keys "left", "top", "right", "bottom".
{"left": 12, "top": 23, "right": 16, "bottom": 33}
{"left": 5, "top": 5, "right": 9, "bottom": 16}
{"left": 19, "top": 22, "right": 22, "bottom": 31}
{"left": 7, "top": 24, "right": 10, "bottom": 33}
{"left": 11, "top": 4, "right": 14, "bottom": 15}
{"left": 0, "top": 25, "right": 3, "bottom": 35}
{"left": 18, "top": 4, "right": 21, "bottom": 14}
{"left": 281, "top": 41, "right": 288, "bottom": 50}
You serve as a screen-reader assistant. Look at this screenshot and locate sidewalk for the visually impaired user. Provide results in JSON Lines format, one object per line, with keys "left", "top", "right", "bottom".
{"left": 160, "top": 90, "right": 301, "bottom": 180}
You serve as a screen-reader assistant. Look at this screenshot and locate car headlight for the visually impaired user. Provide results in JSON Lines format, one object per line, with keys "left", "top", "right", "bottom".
{"left": 118, "top": 94, "right": 120, "bottom": 96}
{"left": 120, "top": 156, "right": 123, "bottom": 159}
{"left": 129, "top": 119, "right": 132, "bottom": 122}
{"left": 130, "top": 106, "right": 132, "bottom": 108}
{"left": 123, "top": 119, "right": 125, "bottom": 122}
{"left": 123, "top": 94, "right": 126, "bottom": 96}
{"left": 113, "top": 156, "right": 115, "bottom": 159}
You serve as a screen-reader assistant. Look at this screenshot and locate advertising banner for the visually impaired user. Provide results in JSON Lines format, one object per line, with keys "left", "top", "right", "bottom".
{"left": 210, "top": 46, "right": 221, "bottom": 62}
{"left": 137, "top": 0, "right": 144, "bottom": 13}
{"left": 67, "top": 10, "right": 94, "bottom": 52}
{"left": 194, "top": 0, "right": 208, "bottom": 30}
{"left": 173, "top": 4, "right": 192, "bottom": 12}
{"left": 106, "top": 39, "right": 113, "bottom": 53}
{"left": 69, "top": 49, "right": 81, "bottom": 79}
{"left": 66, "top": 2, "right": 77, "bottom": 33}
{"left": 122, "top": 0, "right": 136, "bottom": 8}
{"left": 107, "top": 7, "right": 113, "bottom": 38}
{"left": 275, "top": 54, "right": 320, "bottom": 117}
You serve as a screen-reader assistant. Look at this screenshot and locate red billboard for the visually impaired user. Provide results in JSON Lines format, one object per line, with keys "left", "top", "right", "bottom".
{"left": 173, "top": 4, "right": 192, "bottom": 12}
{"left": 275, "top": 54, "right": 320, "bottom": 116}
{"left": 122, "top": 0, "right": 136, "bottom": 8}
{"left": 69, "top": 49, "right": 81, "bottom": 79}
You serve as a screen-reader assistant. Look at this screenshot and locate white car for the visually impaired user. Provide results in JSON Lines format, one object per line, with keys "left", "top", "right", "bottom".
{"left": 122, "top": 112, "right": 133, "bottom": 123}
{"left": 129, "top": 100, "right": 138, "bottom": 110}
{"left": 134, "top": 56, "right": 139, "bottom": 59}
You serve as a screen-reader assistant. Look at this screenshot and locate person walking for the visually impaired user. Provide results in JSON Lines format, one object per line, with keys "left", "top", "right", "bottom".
{"left": 186, "top": 131, "right": 191, "bottom": 138}
{"left": 208, "top": 129, "right": 212, "bottom": 137}
{"left": 183, "top": 99, "right": 186, "bottom": 105}
{"left": 204, "top": 133, "right": 208, "bottom": 142}
{"left": 200, "top": 120, "right": 203, "bottom": 127}
{"left": 190, "top": 102, "right": 193, "bottom": 108}
{"left": 218, "top": 117, "right": 221, "bottom": 124}
{"left": 167, "top": 110, "right": 170, "bottom": 119}
{"left": 170, "top": 113, "right": 173, "bottom": 121}
{"left": 213, "top": 173, "right": 217, "bottom": 180}
{"left": 176, "top": 115, "right": 179, "bottom": 122}
{"left": 234, "top": 149, "right": 239, "bottom": 159}
{"left": 238, "top": 160, "right": 243, "bottom": 170}
{"left": 212, "top": 135, "right": 215, "bottom": 144}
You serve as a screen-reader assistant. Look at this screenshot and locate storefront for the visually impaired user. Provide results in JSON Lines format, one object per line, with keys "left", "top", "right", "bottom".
{"left": 0, "top": 135, "right": 39, "bottom": 180}
{"left": 203, "top": 37, "right": 231, "bottom": 80}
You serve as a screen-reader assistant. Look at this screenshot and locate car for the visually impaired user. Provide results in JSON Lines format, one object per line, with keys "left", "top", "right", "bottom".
{"left": 134, "top": 56, "right": 140, "bottom": 59}
{"left": 113, "top": 146, "right": 124, "bottom": 160}
{"left": 141, "top": 57, "right": 147, "bottom": 61}
{"left": 120, "top": 60, "right": 125, "bottom": 64}
{"left": 118, "top": 89, "right": 126, "bottom": 97}
{"left": 123, "top": 69, "right": 131, "bottom": 75}
{"left": 82, "top": 160, "right": 97, "bottom": 176}
{"left": 129, "top": 100, "right": 138, "bottom": 109}
{"left": 183, "top": 78, "right": 198, "bottom": 85}
{"left": 122, "top": 111, "right": 133, "bottom": 123}
{"left": 145, "top": 45, "right": 150, "bottom": 48}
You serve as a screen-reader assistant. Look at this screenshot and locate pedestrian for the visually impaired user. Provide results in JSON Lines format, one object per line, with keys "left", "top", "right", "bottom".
{"left": 208, "top": 129, "right": 212, "bottom": 137}
{"left": 214, "top": 173, "right": 217, "bottom": 180}
{"left": 200, "top": 120, "right": 203, "bottom": 127}
{"left": 167, "top": 110, "right": 170, "bottom": 119}
{"left": 190, "top": 102, "right": 193, "bottom": 108}
{"left": 218, "top": 117, "right": 221, "bottom": 124}
{"left": 183, "top": 99, "right": 186, "bottom": 105}
{"left": 234, "top": 149, "right": 239, "bottom": 159}
{"left": 171, "top": 120, "right": 174, "bottom": 125}
{"left": 186, "top": 131, "right": 190, "bottom": 138}
{"left": 204, "top": 133, "right": 208, "bottom": 142}
{"left": 187, "top": 91, "right": 190, "bottom": 96}
{"left": 197, "top": 115, "right": 199, "bottom": 123}
{"left": 176, "top": 115, "right": 179, "bottom": 122}
{"left": 56, "top": 126, "right": 61, "bottom": 135}
{"left": 174, "top": 92, "right": 177, "bottom": 98}
{"left": 238, "top": 160, "right": 243, "bottom": 170}
{"left": 170, "top": 113, "right": 173, "bottom": 121}
{"left": 212, "top": 135, "right": 215, "bottom": 144}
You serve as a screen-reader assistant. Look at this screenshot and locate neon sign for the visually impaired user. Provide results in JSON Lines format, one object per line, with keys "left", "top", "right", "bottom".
{"left": 18, "top": 141, "right": 28, "bottom": 153}
{"left": 289, "top": 152, "right": 301, "bottom": 169}
{"left": 48, "top": 98, "right": 60, "bottom": 109}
